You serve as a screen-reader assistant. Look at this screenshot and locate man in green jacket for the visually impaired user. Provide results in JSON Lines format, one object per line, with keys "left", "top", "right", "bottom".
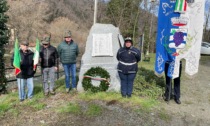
{"left": 57, "top": 31, "right": 79, "bottom": 93}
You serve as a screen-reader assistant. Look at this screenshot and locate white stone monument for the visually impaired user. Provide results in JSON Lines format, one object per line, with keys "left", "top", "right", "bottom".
{"left": 77, "top": 23, "right": 124, "bottom": 92}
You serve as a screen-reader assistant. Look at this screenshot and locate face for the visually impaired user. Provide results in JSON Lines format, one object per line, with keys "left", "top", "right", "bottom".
{"left": 20, "top": 44, "right": 28, "bottom": 52}
{"left": 65, "top": 36, "right": 72, "bottom": 42}
{"left": 125, "top": 41, "right": 132, "bottom": 48}
{"left": 43, "top": 43, "right": 49, "bottom": 48}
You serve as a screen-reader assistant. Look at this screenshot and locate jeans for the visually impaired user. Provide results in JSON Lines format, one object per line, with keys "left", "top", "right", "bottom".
{"left": 62, "top": 63, "right": 76, "bottom": 89}
{"left": 17, "top": 78, "right": 34, "bottom": 100}
{"left": 42, "top": 67, "right": 55, "bottom": 93}
{"left": 118, "top": 72, "right": 136, "bottom": 97}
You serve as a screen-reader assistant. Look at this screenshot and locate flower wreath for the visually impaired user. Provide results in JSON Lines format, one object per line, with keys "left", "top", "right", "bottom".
{"left": 82, "top": 66, "right": 110, "bottom": 93}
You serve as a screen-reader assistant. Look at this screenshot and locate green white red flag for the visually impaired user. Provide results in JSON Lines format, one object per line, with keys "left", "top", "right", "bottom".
{"left": 175, "top": 0, "right": 187, "bottom": 13}
{"left": 33, "top": 38, "right": 40, "bottom": 70}
{"left": 13, "top": 38, "right": 21, "bottom": 76}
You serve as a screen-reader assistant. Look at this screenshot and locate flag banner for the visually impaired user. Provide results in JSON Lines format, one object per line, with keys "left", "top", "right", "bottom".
{"left": 33, "top": 38, "right": 40, "bottom": 70}
{"left": 155, "top": 0, "right": 205, "bottom": 78}
{"left": 175, "top": 0, "right": 187, "bottom": 13}
{"left": 13, "top": 38, "right": 21, "bottom": 76}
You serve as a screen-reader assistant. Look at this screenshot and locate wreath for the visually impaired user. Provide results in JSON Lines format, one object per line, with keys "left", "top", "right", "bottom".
{"left": 82, "top": 66, "right": 110, "bottom": 93}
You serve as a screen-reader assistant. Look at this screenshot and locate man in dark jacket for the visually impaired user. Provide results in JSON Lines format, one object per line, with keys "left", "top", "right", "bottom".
{"left": 11, "top": 41, "right": 35, "bottom": 102}
{"left": 117, "top": 37, "right": 141, "bottom": 98}
{"left": 40, "top": 35, "right": 58, "bottom": 96}
{"left": 164, "top": 61, "right": 182, "bottom": 104}
{"left": 57, "top": 31, "right": 79, "bottom": 93}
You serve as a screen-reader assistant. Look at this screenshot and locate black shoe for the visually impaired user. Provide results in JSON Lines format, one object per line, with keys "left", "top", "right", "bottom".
{"left": 164, "top": 97, "right": 170, "bottom": 102}
{"left": 20, "top": 99, "right": 24, "bottom": 102}
{"left": 122, "top": 95, "right": 126, "bottom": 98}
{"left": 174, "top": 99, "right": 181, "bottom": 104}
{"left": 127, "top": 95, "right": 131, "bottom": 98}
{"left": 163, "top": 94, "right": 169, "bottom": 101}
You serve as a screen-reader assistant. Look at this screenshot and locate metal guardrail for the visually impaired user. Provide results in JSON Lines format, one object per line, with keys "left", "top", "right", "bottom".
{"left": 5, "top": 66, "right": 64, "bottom": 83}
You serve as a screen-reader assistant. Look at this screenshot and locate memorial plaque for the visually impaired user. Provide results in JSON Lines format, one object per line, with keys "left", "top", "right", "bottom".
{"left": 92, "top": 33, "right": 113, "bottom": 56}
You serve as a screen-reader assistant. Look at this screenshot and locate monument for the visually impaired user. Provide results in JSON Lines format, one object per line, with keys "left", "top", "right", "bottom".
{"left": 77, "top": 23, "right": 124, "bottom": 92}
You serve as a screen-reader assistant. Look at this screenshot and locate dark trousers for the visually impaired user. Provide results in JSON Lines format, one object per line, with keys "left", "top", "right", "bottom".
{"left": 118, "top": 72, "right": 136, "bottom": 97}
{"left": 164, "top": 62, "right": 182, "bottom": 100}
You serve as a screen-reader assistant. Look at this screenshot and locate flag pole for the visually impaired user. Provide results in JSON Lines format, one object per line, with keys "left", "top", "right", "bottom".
{"left": 93, "top": 0, "right": 98, "bottom": 24}
{"left": 167, "top": 79, "right": 172, "bottom": 104}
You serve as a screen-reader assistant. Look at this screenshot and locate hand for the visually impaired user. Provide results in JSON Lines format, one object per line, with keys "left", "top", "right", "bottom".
{"left": 54, "top": 67, "right": 58, "bottom": 71}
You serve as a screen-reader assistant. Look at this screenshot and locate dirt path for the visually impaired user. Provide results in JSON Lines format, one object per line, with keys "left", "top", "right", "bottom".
{"left": 160, "top": 57, "right": 210, "bottom": 125}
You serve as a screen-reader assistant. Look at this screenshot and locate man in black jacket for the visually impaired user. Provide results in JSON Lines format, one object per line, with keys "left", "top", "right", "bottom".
{"left": 40, "top": 35, "right": 58, "bottom": 96}
{"left": 11, "top": 41, "right": 35, "bottom": 102}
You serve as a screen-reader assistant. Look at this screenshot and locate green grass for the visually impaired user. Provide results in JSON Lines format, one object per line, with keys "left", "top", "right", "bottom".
{"left": 140, "top": 53, "right": 156, "bottom": 70}
{"left": 0, "top": 93, "right": 19, "bottom": 116}
{"left": 57, "top": 102, "right": 81, "bottom": 115}
{"left": 78, "top": 92, "right": 159, "bottom": 109}
{"left": 85, "top": 104, "right": 102, "bottom": 117}
{"left": 158, "top": 108, "right": 172, "bottom": 122}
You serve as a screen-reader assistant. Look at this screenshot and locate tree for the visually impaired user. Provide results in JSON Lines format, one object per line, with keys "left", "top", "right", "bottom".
{"left": 106, "top": 0, "right": 142, "bottom": 44}
{"left": 203, "top": 2, "right": 210, "bottom": 42}
{"left": 0, "top": 0, "right": 9, "bottom": 94}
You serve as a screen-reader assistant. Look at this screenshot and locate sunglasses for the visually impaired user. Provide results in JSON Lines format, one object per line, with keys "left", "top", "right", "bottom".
{"left": 43, "top": 44, "right": 49, "bottom": 46}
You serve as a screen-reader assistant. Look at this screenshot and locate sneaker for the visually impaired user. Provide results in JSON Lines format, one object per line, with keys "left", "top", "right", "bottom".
{"left": 70, "top": 88, "right": 77, "bottom": 94}
{"left": 66, "top": 88, "right": 70, "bottom": 93}
{"left": 45, "top": 92, "right": 49, "bottom": 96}
{"left": 20, "top": 99, "right": 24, "bottom": 102}
{"left": 72, "top": 88, "right": 77, "bottom": 91}
{"left": 50, "top": 91, "right": 56, "bottom": 95}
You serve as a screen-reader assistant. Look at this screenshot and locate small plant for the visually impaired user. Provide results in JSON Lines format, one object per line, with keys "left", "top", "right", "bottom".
{"left": 85, "top": 104, "right": 102, "bottom": 117}
{"left": 0, "top": 103, "right": 10, "bottom": 115}
{"left": 133, "top": 67, "right": 165, "bottom": 99}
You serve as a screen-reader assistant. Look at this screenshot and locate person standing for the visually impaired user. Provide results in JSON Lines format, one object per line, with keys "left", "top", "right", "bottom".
{"left": 11, "top": 41, "right": 35, "bottom": 102}
{"left": 40, "top": 35, "right": 58, "bottom": 96}
{"left": 117, "top": 37, "right": 141, "bottom": 98}
{"left": 164, "top": 61, "right": 182, "bottom": 104}
{"left": 57, "top": 31, "right": 79, "bottom": 93}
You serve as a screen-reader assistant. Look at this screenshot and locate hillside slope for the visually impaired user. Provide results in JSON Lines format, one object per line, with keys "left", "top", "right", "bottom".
{"left": 6, "top": 0, "right": 95, "bottom": 48}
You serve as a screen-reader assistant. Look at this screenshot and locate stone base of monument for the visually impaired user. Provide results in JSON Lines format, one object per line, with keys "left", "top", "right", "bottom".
{"left": 77, "top": 23, "right": 124, "bottom": 92}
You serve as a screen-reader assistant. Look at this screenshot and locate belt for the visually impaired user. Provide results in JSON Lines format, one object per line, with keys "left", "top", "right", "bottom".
{"left": 119, "top": 61, "right": 137, "bottom": 65}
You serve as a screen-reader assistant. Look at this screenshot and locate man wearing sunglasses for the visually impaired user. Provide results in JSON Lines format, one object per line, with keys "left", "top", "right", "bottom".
{"left": 40, "top": 35, "right": 58, "bottom": 96}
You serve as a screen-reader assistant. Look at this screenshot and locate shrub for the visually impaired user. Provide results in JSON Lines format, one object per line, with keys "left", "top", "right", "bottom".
{"left": 133, "top": 67, "right": 165, "bottom": 99}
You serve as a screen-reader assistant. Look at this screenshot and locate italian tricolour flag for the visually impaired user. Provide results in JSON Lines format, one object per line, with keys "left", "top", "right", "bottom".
{"left": 175, "top": 0, "right": 187, "bottom": 13}
{"left": 13, "top": 38, "right": 21, "bottom": 76}
{"left": 33, "top": 38, "right": 40, "bottom": 70}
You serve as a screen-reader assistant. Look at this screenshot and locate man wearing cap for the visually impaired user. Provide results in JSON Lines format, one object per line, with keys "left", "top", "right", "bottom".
{"left": 40, "top": 35, "right": 58, "bottom": 96}
{"left": 117, "top": 37, "right": 141, "bottom": 98}
{"left": 11, "top": 41, "right": 35, "bottom": 102}
{"left": 57, "top": 31, "right": 79, "bottom": 93}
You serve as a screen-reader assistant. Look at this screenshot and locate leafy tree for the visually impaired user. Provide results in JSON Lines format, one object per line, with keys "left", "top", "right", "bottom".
{"left": 106, "top": 0, "right": 142, "bottom": 43}
{"left": 0, "top": 0, "right": 9, "bottom": 94}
